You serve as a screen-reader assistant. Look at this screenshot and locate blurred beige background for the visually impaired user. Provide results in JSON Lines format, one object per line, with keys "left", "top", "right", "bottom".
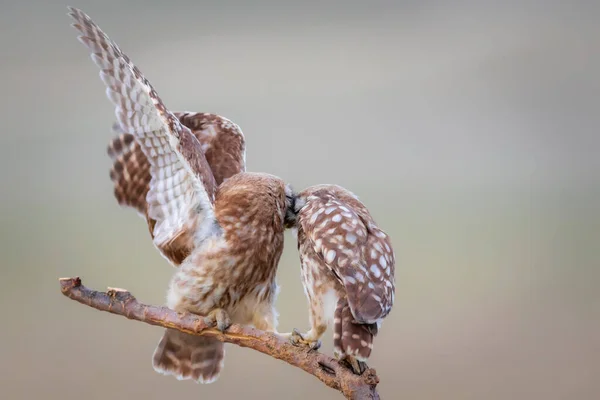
{"left": 0, "top": 0, "right": 598, "bottom": 399}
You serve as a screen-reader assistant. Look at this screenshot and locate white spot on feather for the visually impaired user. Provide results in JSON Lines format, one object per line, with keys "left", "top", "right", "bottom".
{"left": 355, "top": 271, "right": 365, "bottom": 282}
{"left": 325, "top": 249, "right": 336, "bottom": 263}
{"left": 379, "top": 256, "right": 387, "bottom": 268}
{"left": 370, "top": 264, "right": 381, "bottom": 278}
{"left": 310, "top": 212, "right": 319, "bottom": 224}
{"left": 376, "top": 231, "right": 387, "bottom": 239}
{"left": 346, "top": 233, "right": 357, "bottom": 244}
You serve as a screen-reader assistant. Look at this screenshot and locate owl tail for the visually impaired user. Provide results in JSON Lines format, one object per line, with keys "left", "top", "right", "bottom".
{"left": 152, "top": 328, "right": 225, "bottom": 384}
{"left": 333, "top": 300, "right": 377, "bottom": 372}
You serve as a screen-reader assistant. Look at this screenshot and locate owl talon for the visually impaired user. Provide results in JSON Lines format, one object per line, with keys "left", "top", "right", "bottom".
{"left": 204, "top": 309, "right": 231, "bottom": 332}
{"left": 289, "top": 328, "right": 321, "bottom": 351}
{"left": 339, "top": 356, "right": 368, "bottom": 375}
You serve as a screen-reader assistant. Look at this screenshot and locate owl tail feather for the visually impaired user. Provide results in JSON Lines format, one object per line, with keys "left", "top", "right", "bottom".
{"left": 333, "top": 300, "right": 377, "bottom": 373}
{"left": 152, "top": 328, "right": 225, "bottom": 384}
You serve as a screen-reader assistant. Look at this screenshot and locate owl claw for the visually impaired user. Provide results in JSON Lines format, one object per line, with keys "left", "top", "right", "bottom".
{"left": 339, "top": 356, "right": 368, "bottom": 375}
{"left": 204, "top": 309, "right": 231, "bottom": 332}
{"left": 289, "top": 328, "right": 321, "bottom": 351}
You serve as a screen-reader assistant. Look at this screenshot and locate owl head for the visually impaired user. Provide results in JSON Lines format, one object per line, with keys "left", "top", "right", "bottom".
{"left": 284, "top": 184, "right": 302, "bottom": 229}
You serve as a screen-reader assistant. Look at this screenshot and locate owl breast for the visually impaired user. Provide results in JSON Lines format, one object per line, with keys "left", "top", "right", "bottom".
{"left": 168, "top": 230, "right": 283, "bottom": 319}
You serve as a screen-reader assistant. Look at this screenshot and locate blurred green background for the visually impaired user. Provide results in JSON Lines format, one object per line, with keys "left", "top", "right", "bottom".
{"left": 0, "top": 1, "right": 598, "bottom": 399}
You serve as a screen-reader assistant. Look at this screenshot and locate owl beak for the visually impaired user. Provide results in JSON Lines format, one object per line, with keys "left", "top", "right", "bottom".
{"left": 284, "top": 193, "right": 297, "bottom": 229}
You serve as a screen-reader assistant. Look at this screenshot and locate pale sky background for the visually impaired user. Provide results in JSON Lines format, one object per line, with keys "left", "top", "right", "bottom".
{"left": 0, "top": 1, "right": 598, "bottom": 399}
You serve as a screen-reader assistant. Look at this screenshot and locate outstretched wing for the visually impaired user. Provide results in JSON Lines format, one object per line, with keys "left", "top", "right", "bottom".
{"left": 298, "top": 189, "right": 395, "bottom": 323}
{"left": 69, "top": 7, "right": 218, "bottom": 265}
{"left": 107, "top": 125, "right": 149, "bottom": 217}
{"left": 108, "top": 112, "right": 246, "bottom": 216}
{"left": 175, "top": 112, "right": 246, "bottom": 185}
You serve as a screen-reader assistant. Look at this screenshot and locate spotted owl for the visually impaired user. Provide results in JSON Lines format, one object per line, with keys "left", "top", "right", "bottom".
{"left": 283, "top": 185, "right": 395, "bottom": 374}
{"left": 68, "top": 7, "right": 294, "bottom": 384}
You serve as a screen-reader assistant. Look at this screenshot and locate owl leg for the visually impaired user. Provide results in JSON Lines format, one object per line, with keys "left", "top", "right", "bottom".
{"left": 168, "top": 266, "right": 231, "bottom": 332}
{"left": 281, "top": 290, "right": 329, "bottom": 351}
{"left": 277, "top": 330, "right": 320, "bottom": 349}
{"left": 252, "top": 302, "right": 279, "bottom": 333}
{"left": 340, "top": 356, "right": 368, "bottom": 375}
{"left": 288, "top": 328, "right": 323, "bottom": 350}
{"left": 204, "top": 308, "right": 232, "bottom": 332}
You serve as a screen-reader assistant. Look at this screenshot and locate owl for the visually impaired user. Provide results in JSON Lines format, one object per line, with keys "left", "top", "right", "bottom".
{"left": 68, "top": 7, "right": 294, "bottom": 384}
{"left": 282, "top": 185, "right": 395, "bottom": 374}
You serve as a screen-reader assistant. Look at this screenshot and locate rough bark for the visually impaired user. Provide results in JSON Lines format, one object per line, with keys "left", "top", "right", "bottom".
{"left": 59, "top": 277, "right": 380, "bottom": 399}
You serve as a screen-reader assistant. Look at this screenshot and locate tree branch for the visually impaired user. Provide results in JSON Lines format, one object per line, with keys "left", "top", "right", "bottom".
{"left": 59, "top": 277, "right": 380, "bottom": 399}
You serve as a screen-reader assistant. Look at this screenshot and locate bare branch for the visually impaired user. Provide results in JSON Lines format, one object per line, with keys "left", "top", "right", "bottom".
{"left": 59, "top": 277, "right": 380, "bottom": 399}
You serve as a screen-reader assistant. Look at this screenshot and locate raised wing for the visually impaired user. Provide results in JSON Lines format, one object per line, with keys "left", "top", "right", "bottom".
{"left": 108, "top": 112, "right": 246, "bottom": 217}
{"left": 175, "top": 112, "right": 245, "bottom": 185}
{"left": 69, "top": 7, "right": 218, "bottom": 265}
{"left": 107, "top": 125, "right": 149, "bottom": 216}
{"left": 298, "top": 187, "right": 395, "bottom": 323}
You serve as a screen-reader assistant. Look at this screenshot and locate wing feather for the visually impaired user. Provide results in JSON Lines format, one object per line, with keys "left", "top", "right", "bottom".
{"left": 175, "top": 112, "right": 246, "bottom": 185}
{"left": 107, "top": 112, "right": 245, "bottom": 265}
{"left": 108, "top": 112, "right": 245, "bottom": 216}
{"left": 68, "top": 7, "right": 217, "bottom": 263}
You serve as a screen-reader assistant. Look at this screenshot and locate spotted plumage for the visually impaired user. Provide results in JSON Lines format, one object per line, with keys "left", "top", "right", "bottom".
{"left": 108, "top": 112, "right": 246, "bottom": 265}
{"left": 68, "top": 7, "right": 293, "bottom": 384}
{"left": 284, "top": 184, "right": 395, "bottom": 373}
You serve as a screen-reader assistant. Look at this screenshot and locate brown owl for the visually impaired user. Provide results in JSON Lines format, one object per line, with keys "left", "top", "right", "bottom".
{"left": 68, "top": 7, "right": 294, "bottom": 384}
{"left": 282, "top": 185, "right": 395, "bottom": 374}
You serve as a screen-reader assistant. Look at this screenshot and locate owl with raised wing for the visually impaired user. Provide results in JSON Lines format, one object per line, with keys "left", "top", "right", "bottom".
{"left": 283, "top": 185, "right": 395, "bottom": 374}
{"left": 68, "top": 7, "right": 295, "bottom": 384}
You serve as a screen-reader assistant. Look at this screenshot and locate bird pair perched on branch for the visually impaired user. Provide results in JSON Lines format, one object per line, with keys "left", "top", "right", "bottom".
{"left": 68, "top": 7, "right": 396, "bottom": 385}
